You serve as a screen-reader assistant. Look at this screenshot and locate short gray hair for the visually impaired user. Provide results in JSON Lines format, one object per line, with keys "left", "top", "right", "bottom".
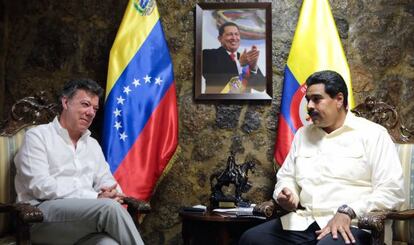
{"left": 60, "top": 78, "right": 103, "bottom": 100}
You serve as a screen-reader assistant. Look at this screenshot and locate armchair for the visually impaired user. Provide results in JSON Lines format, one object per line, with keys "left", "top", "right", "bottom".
{"left": 255, "top": 97, "right": 414, "bottom": 245}
{"left": 0, "top": 92, "right": 151, "bottom": 244}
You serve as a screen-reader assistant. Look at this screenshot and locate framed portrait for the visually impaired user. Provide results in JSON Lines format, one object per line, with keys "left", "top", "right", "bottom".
{"left": 195, "top": 2, "right": 272, "bottom": 101}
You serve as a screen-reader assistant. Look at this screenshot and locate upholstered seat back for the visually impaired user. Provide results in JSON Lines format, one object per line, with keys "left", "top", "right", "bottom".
{"left": 0, "top": 92, "right": 58, "bottom": 238}
{"left": 393, "top": 144, "right": 414, "bottom": 244}
{"left": 0, "top": 128, "right": 29, "bottom": 235}
{"left": 351, "top": 97, "right": 414, "bottom": 244}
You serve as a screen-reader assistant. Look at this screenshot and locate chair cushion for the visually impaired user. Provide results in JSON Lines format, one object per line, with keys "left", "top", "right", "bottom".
{"left": 393, "top": 144, "right": 414, "bottom": 243}
{"left": 0, "top": 129, "right": 29, "bottom": 236}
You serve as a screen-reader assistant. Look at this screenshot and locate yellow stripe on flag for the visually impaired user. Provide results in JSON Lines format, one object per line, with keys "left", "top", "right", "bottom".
{"left": 106, "top": 2, "right": 159, "bottom": 98}
{"left": 287, "top": 0, "right": 354, "bottom": 108}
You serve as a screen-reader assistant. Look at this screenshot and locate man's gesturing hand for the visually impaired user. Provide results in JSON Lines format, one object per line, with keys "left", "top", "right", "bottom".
{"left": 276, "top": 187, "right": 297, "bottom": 211}
{"left": 98, "top": 183, "right": 125, "bottom": 203}
{"left": 316, "top": 213, "right": 356, "bottom": 244}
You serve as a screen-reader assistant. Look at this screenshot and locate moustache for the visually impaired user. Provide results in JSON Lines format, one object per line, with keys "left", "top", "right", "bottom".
{"left": 308, "top": 110, "right": 319, "bottom": 117}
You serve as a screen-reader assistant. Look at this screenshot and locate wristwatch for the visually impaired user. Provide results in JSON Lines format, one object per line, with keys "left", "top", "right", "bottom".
{"left": 337, "top": 204, "right": 356, "bottom": 219}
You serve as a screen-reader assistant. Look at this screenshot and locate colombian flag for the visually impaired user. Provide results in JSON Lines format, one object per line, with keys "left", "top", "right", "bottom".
{"left": 274, "top": 0, "right": 354, "bottom": 165}
{"left": 102, "top": 0, "right": 178, "bottom": 200}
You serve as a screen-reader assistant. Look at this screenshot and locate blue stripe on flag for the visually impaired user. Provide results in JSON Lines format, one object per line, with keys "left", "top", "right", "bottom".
{"left": 103, "top": 20, "right": 174, "bottom": 173}
{"left": 280, "top": 66, "right": 300, "bottom": 133}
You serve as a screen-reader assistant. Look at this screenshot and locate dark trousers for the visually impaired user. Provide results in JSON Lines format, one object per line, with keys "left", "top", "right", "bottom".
{"left": 239, "top": 218, "right": 371, "bottom": 245}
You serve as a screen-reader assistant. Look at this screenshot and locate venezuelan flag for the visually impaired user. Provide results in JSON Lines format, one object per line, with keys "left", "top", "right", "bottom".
{"left": 102, "top": 1, "right": 178, "bottom": 200}
{"left": 274, "top": 0, "right": 354, "bottom": 165}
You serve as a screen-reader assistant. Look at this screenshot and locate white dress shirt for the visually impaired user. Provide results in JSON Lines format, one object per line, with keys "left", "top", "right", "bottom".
{"left": 273, "top": 112, "right": 405, "bottom": 241}
{"left": 15, "top": 117, "right": 118, "bottom": 204}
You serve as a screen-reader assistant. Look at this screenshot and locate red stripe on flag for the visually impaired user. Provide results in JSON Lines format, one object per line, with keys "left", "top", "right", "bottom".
{"left": 290, "top": 84, "right": 307, "bottom": 130}
{"left": 114, "top": 84, "right": 178, "bottom": 201}
{"left": 275, "top": 115, "right": 295, "bottom": 166}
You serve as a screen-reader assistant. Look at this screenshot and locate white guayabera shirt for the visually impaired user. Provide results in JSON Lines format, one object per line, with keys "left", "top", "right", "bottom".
{"left": 15, "top": 117, "right": 119, "bottom": 205}
{"left": 274, "top": 112, "right": 405, "bottom": 244}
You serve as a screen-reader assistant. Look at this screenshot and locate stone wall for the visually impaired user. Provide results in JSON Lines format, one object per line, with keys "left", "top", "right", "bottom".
{"left": 1, "top": 0, "right": 413, "bottom": 244}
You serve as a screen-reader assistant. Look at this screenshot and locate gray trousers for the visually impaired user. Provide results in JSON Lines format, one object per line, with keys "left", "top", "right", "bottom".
{"left": 31, "top": 198, "right": 144, "bottom": 245}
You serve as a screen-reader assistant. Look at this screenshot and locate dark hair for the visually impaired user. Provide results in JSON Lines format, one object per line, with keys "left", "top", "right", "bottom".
{"left": 218, "top": 22, "right": 240, "bottom": 37}
{"left": 60, "top": 78, "right": 103, "bottom": 100}
{"left": 305, "top": 70, "right": 348, "bottom": 108}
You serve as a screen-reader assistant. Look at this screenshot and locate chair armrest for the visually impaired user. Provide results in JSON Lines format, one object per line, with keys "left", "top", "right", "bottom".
{"left": 386, "top": 209, "right": 414, "bottom": 220}
{"left": 357, "top": 211, "right": 388, "bottom": 232}
{"left": 14, "top": 203, "right": 44, "bottom": 223}
{"left": 357, "top": 209, "right": 414, "bottom": 245}
{"left": 358, "top": 209, "right": 414, "bottom": 230}
{"left": 253, "top": 200, "right": 275, "bottom": 217}
{"left": 0, "top": 203, "right": 43, "bottom": 223}
{"left": 123, "top": 197, "right": 151, "bottom": 214}
{"left": 253, "top": 199, "right": 290, "bottom": 218}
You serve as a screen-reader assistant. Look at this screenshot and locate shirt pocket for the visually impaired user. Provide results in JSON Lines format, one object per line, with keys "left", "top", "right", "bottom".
{"left": 323, "top": 147, "right": 370, "bottom": 181}
{"left": 294, "top": 150, "right": 319, "bottom": 185}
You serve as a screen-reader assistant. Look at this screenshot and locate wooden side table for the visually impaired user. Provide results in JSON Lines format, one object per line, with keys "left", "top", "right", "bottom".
{"left": 180, "top": 211, "right": 267, "bottom": 245}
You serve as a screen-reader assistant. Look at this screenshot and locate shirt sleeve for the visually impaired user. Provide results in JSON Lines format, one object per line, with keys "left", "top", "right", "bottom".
{"left": 348, "top": 128, "right": 405, "bottom": 217}
{"left": 14, "top": 129, "right": 95, "bottom": 200}
{"left": 92, "top": 145, "right": 122, "bottom": 194}
{"left": 273, "top": 130, "right": 301, "bottom": 207}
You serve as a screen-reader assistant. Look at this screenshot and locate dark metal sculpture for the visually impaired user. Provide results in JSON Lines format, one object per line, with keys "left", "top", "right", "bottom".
{"left": 210, "top": 153, "right": 255, "bottom": 208}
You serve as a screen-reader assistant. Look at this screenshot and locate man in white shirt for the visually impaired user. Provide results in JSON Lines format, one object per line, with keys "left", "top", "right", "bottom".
{"left": 14, "top": 79, "right": 144, "bottom": 244}
{"left": 239, "top": 70, "right": 405, "bottom": 245}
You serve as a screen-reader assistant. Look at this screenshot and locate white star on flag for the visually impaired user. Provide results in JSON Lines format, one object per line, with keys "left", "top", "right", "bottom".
{"left": 155, "top": 77, "right": 162, "bottom": 85}
{"left": 114, "top": 121, "right": 122, "bottom": 130}
{"left": 117, "top": 96, "right": 125, "bottom": 105}
{"left": 123, "top": 86, "right": 131, "bottom": 95}
{"left": 144, "top": 75, "right": 151, "bottom": 83}
{"left": 119, "top": 132, "right": 128, "bottom": 141}
{"left": 133, "top": 78, "right": 141, "bottom": 87}
{"left": 113, "top": 108, "right": 121, "bottom": 117}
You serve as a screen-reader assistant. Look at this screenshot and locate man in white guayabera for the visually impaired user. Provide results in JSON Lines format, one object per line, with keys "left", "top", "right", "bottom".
{"left": 239, "top": 70, "right": 404, "bottom": 245}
